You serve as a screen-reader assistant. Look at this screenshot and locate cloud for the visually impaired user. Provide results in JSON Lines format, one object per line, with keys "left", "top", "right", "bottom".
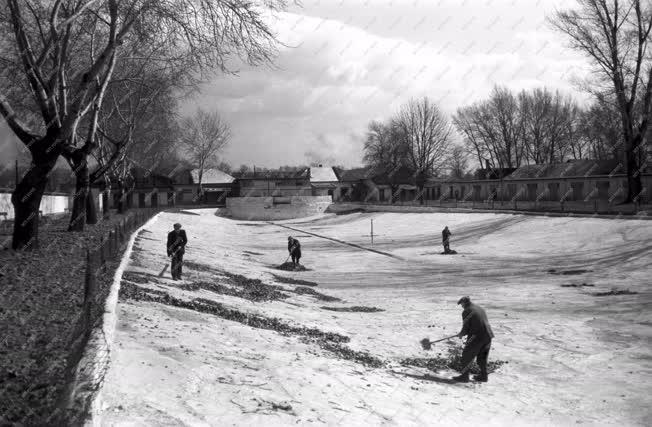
{"left": 183, "top": 1, "right": 590, "bottom": 168}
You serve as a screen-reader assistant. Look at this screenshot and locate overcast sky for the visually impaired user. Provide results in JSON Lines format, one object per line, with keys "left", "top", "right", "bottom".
{"left": 1, "top": 0, "right": 591, "bottom": 170}
{"left": 182, "top": 0, "right": 591, "bottom": 169}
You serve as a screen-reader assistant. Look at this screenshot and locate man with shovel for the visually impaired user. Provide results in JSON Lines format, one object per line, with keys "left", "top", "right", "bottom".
{"left": 288, "top": 236, "right": 301, "bottom": 265}
{"left": 442, "top": 226, "right": 452, "bottom": 254}
{"left": 453, "top": 296, "right": 494, "bottom": 383}
{"left": 167, "top": 223, "right": 188, "bottom": 280}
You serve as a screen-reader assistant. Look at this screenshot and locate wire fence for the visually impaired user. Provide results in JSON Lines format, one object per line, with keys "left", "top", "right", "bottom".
{"left": 55, "top": 208, "right": 159, "bottom": 425}
{"left": 0, "top": 208, "right": 159, "bottom": 426}
{"left": 341, "top": 198, "right": 652, "bottom": 216}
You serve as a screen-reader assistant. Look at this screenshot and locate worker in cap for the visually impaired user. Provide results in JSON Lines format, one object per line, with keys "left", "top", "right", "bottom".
{"left": 442, "top": 226, "right": 452, "bottom": 253}
{"left": 287, "top": 236, "right": 301, "bottom": 265}
{"left": 453, "top": 296, "right": 494, "bottom": 383}
{"left": 167, "top": 223, "right": 188, "bottom": 280}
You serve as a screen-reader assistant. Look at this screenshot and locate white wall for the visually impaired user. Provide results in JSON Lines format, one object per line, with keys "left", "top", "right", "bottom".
{"left": 0, "top": 192, "right": 70, "bottom": 220}
{"left": 225, "top": 196, "right": 332, "bottom": 220}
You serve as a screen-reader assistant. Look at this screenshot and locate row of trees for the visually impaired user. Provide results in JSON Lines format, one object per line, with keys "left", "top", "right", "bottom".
{"left": 0, "top": 0, "right": 291, "bottom": 249}
{"left": 453, "top": 86, "right": 624, "bottom": 170}
{"left": 363, "top": 0, "right": 651, "bottom": 205}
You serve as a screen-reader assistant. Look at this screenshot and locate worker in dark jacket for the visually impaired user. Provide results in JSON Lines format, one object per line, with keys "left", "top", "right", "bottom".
{"left": 288, "top": 236, "right": 301, "bottom": 265}
{"left": 453, "top": 296, "right": 494, "bottom": 383}
{"left": 167, "top": 223, "right": 188, "bottom": 280}
{"left": 442, "top": 226, "right": 452, "bottom": 253}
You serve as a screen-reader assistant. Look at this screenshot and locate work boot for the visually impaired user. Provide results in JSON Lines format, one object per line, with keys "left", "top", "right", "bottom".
{"left": 473, "top": 374, "right": 488, "bottom": 382}
{"left": 452, "top": 373, "right": 470, "bottom": 382}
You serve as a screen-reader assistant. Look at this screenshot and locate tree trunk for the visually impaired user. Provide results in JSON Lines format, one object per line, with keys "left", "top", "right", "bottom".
{"left": 85, "top": 189, "right": 98, "bottom": 224}
{"left": 102, "top": 187, "right": 110, "bottom": 218}
{"left": 624, "top": 137, "right": 643, "bottom": 203}
{"left": 11, "top": 159, "right": 57, "bottom": 250}
{"left": 68, "top": 158, "right": 89, "bottom": 231}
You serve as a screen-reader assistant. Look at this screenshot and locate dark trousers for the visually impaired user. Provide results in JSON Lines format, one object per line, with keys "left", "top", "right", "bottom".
{"left": 171, "top": 251, "right": 184, "bottom": 279}
{"left": 291, "top": 254, "right": 300, "bottom": 264}
{"left": 443, "top": 239, "right": 450, "bottom": 252}
{"left": 460, "top": 338, "right": 491, "bottom": 376}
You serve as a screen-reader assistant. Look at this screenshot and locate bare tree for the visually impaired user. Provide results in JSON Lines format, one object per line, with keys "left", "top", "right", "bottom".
{"left": 395, "top": 97, "right": 453, "bottom": 202}
{"left": 453, "top": 87, "right": 525, "bottom": 171}
{"left": 362, "top": 120, "right": 410, "bottom": 199}
{"left": 0, "top": 0, "right": 292, "bottom": 249}
{"left": 446, "top": 145, "right": 470, "bottom": 179}
{"left": 519, "top": 88, "right": 580, "bottom": 163}
{"left": 551, "top": 0, "right": 652, "bottom": 202}
{"left": 180, "top": 108, "right": 231, "bottom": 200}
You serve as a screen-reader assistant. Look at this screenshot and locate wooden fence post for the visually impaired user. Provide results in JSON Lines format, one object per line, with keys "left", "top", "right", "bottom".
{"left": 83, "top": 250, "right": 96, "bottom": 327}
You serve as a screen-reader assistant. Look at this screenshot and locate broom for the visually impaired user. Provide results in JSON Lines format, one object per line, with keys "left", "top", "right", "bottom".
{"left": 420, "top": 334, "right": 458, "bottom": 350}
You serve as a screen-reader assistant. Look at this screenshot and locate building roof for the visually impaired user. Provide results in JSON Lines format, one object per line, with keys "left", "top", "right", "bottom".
{"left": 190, "top": 168, "right": 235, "bottom": 184}
{"left": 335, "top": 167, "right": 373, "bottom": 181}
{"left": 505, "top": 159, "right": 621, "bottom": 180}
{"left": 233, "top": 168, "right": 309, "bottom": 180}
{"left": 310, "top": 166, "right": 338, "bottom": 182}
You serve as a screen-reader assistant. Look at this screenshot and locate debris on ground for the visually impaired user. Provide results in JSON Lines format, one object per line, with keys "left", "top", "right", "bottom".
{"left": 119, "top": 282, "right": 348, "bottom": 343}
{"left": 321, "top": 306, "right": 384, "bottom": 312}
{"left": 179, "top": 279, "right": 290, "bottom": 302}
{"left": 401, "top": 342, "right": 508, "bottom": 375}
{"left": 276, "top": 262, "right": 309, "bottom": 271}
{"left": 592, "top": 288, "right": 638, "bottom": 296}
{"left": 311, "top": 339, "right": 385, "bottom": 368}
{"left": 243, "top": 250, "right": 263, "bottom": 256}
{"left": 292, "top": 286, "right": 341, "bottom": 302}
{"left": 271, "top": 274, "right": 319, "bottom": 287}
{"left": 119, "top": 283, "right": 388, "bottom": 368}
{"left": 184, "top": 261, "right": 219, "bottom": 274}
{"left": 561, "top": 283, "right": 595, "bottom": 287}
{"left": 547, "top": 269, "right": 592, "bottom": 275}
{"left": 441, "top": 250, "right": 458, "bottom": 255}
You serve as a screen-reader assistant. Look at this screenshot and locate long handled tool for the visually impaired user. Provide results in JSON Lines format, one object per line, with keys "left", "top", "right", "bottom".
{"left": 420, "top": 334, "right": 458, "bottom": 350}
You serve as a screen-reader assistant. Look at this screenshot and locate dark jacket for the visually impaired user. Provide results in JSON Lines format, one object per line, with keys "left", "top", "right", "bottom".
{"left": 288, "top": 238, "right": 301, "bottom": 256}
{"left": 460, "top": 303, "right": 494, "bottom": 341}
{"left": 167, "top": 230, "right": 188, "bottom": 256}
{"left": 442, "top": 228, "right": 451, "bottom": 241}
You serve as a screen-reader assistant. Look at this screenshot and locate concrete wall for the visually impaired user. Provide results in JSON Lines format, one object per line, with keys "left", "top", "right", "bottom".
{"left": 0, "top": 192, "right": 70, "bottom": 220}
{"left": 225, "top": 195, "right": 332, "bottom": 220}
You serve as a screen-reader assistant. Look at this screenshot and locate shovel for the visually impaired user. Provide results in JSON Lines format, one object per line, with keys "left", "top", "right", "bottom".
{"left": 420, "top": 334, "right": 458, "bottom": 350}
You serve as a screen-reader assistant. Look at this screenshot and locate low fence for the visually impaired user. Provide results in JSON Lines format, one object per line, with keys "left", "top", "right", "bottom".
{"left": 53, "top": 208, "right": 159, "bottom": 424}
{"left": 225, "top": 196, "right": 332, "bottom": 220}
{"left": 337, "top": 198, "right": 651, "bottom": 216}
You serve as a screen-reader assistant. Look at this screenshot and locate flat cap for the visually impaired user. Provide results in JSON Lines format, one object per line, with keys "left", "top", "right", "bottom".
{"left": 173, "top": 223, "right": 182, "bottom": 228}
{"left": 457, "top": 296, "right": 471, "bottom": 305}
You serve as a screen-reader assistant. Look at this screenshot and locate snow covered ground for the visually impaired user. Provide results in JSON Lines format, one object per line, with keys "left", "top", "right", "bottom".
{"left": 99, "top": 209, "right": 652, "bottom": 426}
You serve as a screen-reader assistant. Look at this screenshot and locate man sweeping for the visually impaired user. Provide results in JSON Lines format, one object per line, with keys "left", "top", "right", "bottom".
{"left": 442, "top": 226, "right": 452, "bottom": 253}
{"left": 453, "top": 296, "right": 494, "bottom": 383}
{"left": 167, "top": 223, "right": 188, "bottom": 280}
{"left": 287, "top": 236, "right": 301, "bottom": 265}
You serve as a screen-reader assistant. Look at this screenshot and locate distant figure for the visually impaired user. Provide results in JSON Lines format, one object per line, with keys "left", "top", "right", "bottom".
{"left": 167, "top": 223, "right": 188, "bottom": 280}
{"left": 288, "top": 236, "right": 301, "bottom": 265}
{"left": 442, "top": 226, "right": 452, "bottom": 253}
{"left": 453, "top": 296, "right": 495, "bottom": 383}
